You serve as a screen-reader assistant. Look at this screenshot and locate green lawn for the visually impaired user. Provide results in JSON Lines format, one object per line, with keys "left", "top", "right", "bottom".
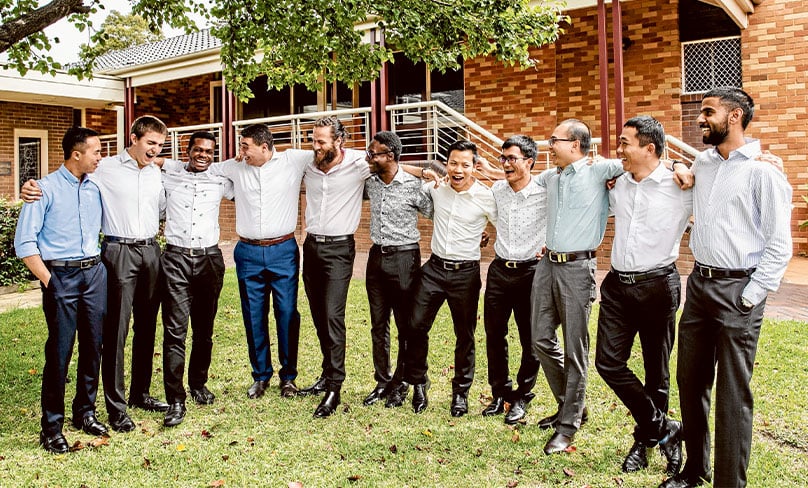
{"left": 0, "top": 269, "right": 806, "bottom": 487}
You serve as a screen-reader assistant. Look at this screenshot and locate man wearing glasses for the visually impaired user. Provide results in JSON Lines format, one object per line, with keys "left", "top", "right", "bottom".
{"left": 361, "top": 131, "right": 433, "bottom": 409}
{"left": 476, "top": 135, "right": 547, "bottom": 424}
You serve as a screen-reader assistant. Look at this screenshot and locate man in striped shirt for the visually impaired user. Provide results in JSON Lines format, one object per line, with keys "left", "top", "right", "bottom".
{"left": 660, "top": 87, "right": 792, "bottom": 488}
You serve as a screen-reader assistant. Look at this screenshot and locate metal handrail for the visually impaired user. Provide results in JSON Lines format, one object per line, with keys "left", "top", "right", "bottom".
{"left": 165, "top": 122, "right": 225, "bottom": 162}
{"left": 234, "top": 107, "right": 372, "bottom": 150}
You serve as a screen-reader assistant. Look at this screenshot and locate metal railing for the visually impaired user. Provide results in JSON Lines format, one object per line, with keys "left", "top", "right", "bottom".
{"left": 162, "top": 122, "right": 225, "bottom": 162}
{"left": 98, "top": 134, "right": 118, "bottom": 158}
{"left": 663, "top": 134, "right": 699, "bottom": 165}
{"left": 233, "top": 107, "right": 372, "bottom": 152}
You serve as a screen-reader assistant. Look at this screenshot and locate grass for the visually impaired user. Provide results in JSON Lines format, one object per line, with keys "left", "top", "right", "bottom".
{"left": 0, "top": 269, "right": 806, "bottom": 487}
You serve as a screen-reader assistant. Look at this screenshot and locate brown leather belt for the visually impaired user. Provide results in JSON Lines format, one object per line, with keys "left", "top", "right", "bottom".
{"left": 239, "top": 233, "right": 296, "bottom": 247}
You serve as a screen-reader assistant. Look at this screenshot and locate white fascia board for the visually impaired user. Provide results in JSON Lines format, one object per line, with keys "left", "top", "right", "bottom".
{"left": 0, "top": 68, "right": 124, "bottom": 107}
{"left": 99, "top": 49, "right": 222, "bottom": 87}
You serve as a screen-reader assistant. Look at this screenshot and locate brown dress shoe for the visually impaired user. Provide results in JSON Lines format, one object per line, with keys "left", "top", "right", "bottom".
{"left": 280, "top": 380, "right": 299, "bottom": 398}
{"left": 543, "top": 431, "right": 573, "bottom": 455}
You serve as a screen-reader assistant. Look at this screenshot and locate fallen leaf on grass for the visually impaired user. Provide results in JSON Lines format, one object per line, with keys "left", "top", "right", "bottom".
{"left": 422, "top": 429, "right": 433, "bottom": 437}
{"left": 68, "top": 441, "right": 84, "bottom": 452}
{"left": 612, "top": 477, "right": 624, "bottom": 486}
{"left": 87, "top": 436, "right": 110, "bottom": 448}
{"left": 28, "top": 369, "right": 37, "bottom": 375}
{"left": 564, "top": 445, "right": 576, "bottom": 453}
{"left": 201, "top": 430, "right": 213, "bottom": 439}
{"left": 389, "top": 445, "right": 397, "bottom": 454}
{"left": 347, "top": 474, "right": 362, "bottom": 482}
{"left": 474, "top": 448, "right": 483, "bottom": 457}
{"left": 288, "top": 482, "right": 303, "bottom": 488}
{"left": 511, "top": 431, "right": 520, "bottom": 443}
{"left": 228, "top": 441, "right": 238, "bottom": 446}
{"left": 437, "top": 458, "right": 449, "bottom": 465}
{"left": 142, "top": 457, "right": 152, "bottom": 469}
{"left": 506, "top": 481, "right": 519, "bottom": 488}
{"left": 176, "top": 444, "right": 187, "bottom": 452}
{"left": 562, "top": 467, "right": 575, "bottom": 477}
{"left": 209, "top": 479, "right": 225, "bottom": 487}
{"left": 513, "top": 466, "right": 522, "bottom": 475}
{"left": 222, "top": 455, "right": 229, "bottom": 461}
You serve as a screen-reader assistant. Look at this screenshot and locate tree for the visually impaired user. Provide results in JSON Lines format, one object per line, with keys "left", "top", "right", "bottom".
{"left": 79, "top": 11, "right": 164, "bottom": 62}
{"left": 0, "top": 0, "right": 567, "bottom": 101}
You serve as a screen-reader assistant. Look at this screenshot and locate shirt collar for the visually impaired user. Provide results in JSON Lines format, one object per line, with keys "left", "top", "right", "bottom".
{"left": 706, "top": 138, "right": 761, "bottom": 162}
{"left": 559, "top": 156, "right": 590, "bottom": 174}
{"left": 56, "top": 164, "right": 80, "bottom": 184}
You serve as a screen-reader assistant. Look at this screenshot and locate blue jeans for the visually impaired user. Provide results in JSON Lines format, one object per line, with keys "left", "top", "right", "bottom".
{"left": 234, "top": 238, "right": 301, "bottom": 382}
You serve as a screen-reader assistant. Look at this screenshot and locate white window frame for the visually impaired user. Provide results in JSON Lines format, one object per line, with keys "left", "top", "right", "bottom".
{"left": 12, "top": 129, "right": 49, "bottom": 200}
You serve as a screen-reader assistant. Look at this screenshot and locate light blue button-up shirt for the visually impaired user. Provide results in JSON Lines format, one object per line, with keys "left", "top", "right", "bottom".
{"left": 535, "top": 157, "right": 623, "bottom": 252}
{"left": 14, "top": 165, "right": 103, "bottom": 261}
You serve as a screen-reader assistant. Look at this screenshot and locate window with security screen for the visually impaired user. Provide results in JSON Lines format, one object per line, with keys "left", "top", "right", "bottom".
{"left": 682, "top": 36, "right": 742, "bottom": 94}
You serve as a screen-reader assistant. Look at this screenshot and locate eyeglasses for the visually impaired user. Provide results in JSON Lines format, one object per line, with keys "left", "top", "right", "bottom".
{"left": 366, "top": 149, "right": 392, "bottom": 159}
{"left": 498, "top": 155, "right": 530, "bottom": 164}
{"left": 548, "top": 136, "right": 575, "bottom": 146}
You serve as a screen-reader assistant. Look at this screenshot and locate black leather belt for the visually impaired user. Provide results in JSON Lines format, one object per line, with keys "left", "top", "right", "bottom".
{"left": 46, "top": 256, "right": 100, "bottom": 269}
{"left": 166, "top": 244, "right": 220, "bottom": 257}
{"left": 307, "top": 234, "right": 353, "bottom": 243}
{"left": 430, "top": 254, "right": 478, "bottom": 271}
{"left": 694, "top": 262, "right": 756, "bottom": 279}
{"left": 239, "top": 233, "right": 295, "bottom": 246}
{"left": 495, "top": 256, "right": 538, "bottom": 269}
{"left": 611, "top": 264, "right": 676, "bottom": 285}
{"left": 374, "top": 243, "right": 420, "bottom": 254}
{"left": 547, "top": 249, "right": 596, "bottom": 263}
{"left": 104, "top": 236, "right": 156, "bottom": 246}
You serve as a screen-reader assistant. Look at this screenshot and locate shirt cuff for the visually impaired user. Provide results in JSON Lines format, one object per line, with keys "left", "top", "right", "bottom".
{"left": 15, "top": 243, "right": 40, "bottom": 259}
{"left": 741, "top": 279, "right": 768, "bottom": 306}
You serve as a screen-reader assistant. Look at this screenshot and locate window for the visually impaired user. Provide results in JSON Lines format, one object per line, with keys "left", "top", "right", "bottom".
{"left": 13, "top": 129, "right": 49, "bottom": 199}
{"left": 682, "top": 36, "right": 742, "bottom": 94}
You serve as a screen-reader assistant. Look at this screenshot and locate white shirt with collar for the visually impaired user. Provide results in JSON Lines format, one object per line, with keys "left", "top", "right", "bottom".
{"left": 427, "top": 179, "right": 497, "bottom": 261}
{"left": 609, "top": 162, "right": 693, "bottom": 273}
{"left": 491, "top": 177, "right": 547, "bottom": 261}
{"left": 162, "top": 164, "right": 235, "bottom": 248}
{"left": 690, "top": 139, "right": 793, "bottom": 304}
{"left": 195, "top": 149, "right": 311, "bottom": 240}
{"left": 91, "top": 149, "right": 163, "bottom": 239}
{"left": 303, "top": 149, "right": 370, "bottom": 236}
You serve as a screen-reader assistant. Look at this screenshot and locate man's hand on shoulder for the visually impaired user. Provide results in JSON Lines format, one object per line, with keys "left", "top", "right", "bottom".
{"left": 756, "top": 150, "right": 784, "bottom": 173}
{"left": 671, "top": 161, "right": 694, "bottom": 190}
{"left": 20, "top": 179, "right": 42, "bottom": 202}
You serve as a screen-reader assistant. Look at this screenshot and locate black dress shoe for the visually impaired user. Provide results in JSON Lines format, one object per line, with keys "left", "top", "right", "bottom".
{"left": 72, "top": 414, "right": 109, "bottom": 436}
{"left": 543, "top": 431, "right": 574, "bottom": 455}
{"left": 411, "top": 381, "right": 430, "bottom": 413}
{"left": 108, "top": 412, "right": 136, "bottom": 433}
{"left": 129, "top": 395, "right": 170, "bottom": 412}
{"left": 659, "top": 420, "right": 683, "bottom": 476}
{"left": 363, "top": 386, "right": 387, "bottom": 406}
{"left": 299, "top": 377, "right": 328, "bottom": 396}
{"left": 450, "top": 393, "right": 468, "bottom": 417}
{"left": 247, "top": 379, "right": 270, "bottom": 399}
{"left": 622, "top": 441, "right": 648, "bottom": 472}
{"left": 658, "top": 473, "right": 706, "bottom": 488}
{"left": 190, "top": 386, "right": 216, "bottom": 405}
{"left": 504, "top": 397, "right": 528, "bottom": 425}
{"left": 313, "top": 391, "right": 340, "bottom": 418}
{"left": 163, "top": 403, "right": 187, "bottom": 427}
{"left": 39, "top": 431, "right": 69, "bottom": 454}
{"left": 384, "top": 383, "right": 409, "bottom": 408}
{"left": 280, "top": 380, "right": 299, "bottom": 398}
{"left": 537, "top": 406, "right": 589, "bottom": 430}
{"left": 481, "top": 397, "right": 506, "bottom": 416}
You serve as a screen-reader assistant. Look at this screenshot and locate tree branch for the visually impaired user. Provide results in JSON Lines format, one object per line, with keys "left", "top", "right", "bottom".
{"left": 0, "top": 0, "right": 92, "bottom": 53}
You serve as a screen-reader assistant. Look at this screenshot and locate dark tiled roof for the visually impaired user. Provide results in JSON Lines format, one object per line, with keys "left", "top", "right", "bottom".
{"left": 93, "top": 29, "right": 221, "bottom": 72}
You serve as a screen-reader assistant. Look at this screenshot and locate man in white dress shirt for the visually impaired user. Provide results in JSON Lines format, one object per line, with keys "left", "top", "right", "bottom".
{"left": 160, "top": 132, "right": 234, "bottom": 427}
{"left": 479, "top": 135, "right": 546, "bottom": 425}
{"left": 594, "top": 116, "right": 688, "bottom": 476}
{"left": 405, "top": 140, "right": 497, "bottom": 417}
{"left": 660, "top": 88, "right": 792, "bottom": 488}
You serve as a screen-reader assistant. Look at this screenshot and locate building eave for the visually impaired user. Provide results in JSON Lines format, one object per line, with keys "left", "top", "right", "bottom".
{"left": 0, "top": 68, "right": 124, "bottom": 108}
{"left": 95, "top": 47, "right": 223, "bottom": 87}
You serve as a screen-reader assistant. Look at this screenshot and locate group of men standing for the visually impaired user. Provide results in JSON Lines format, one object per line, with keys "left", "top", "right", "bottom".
{"left": 14, "top": 87, "right": 792, "bottom": 488}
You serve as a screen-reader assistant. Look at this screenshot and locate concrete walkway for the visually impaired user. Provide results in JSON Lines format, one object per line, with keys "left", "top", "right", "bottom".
{"left": 2, "top": 243, "right": 806, "bottom": 322}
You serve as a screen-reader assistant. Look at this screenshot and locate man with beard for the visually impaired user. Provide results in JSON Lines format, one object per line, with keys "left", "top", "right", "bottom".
{"left": 405, "top": 140, "right": 497, "bottom": 417}
{"left": 23, "top": 116, "right": 171, "bottom": 432}
{"left": 660, "top": 88, "right": 792, "bottom": 488}
{"left": 362, "top": 131, "right": 433, "bottom": 409}
{"left": 15, "top": 128, "right": 107, "bottom": 453}
{"left": 297, "top": 117, "right": 373, "bottom": 419}
{"left": 160, "top": 132, "right": 234, "bottom": 427}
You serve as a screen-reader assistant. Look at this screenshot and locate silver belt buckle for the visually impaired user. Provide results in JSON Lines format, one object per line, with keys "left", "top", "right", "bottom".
{"left": 618, "top": 273, "right": 635, "bottom": 284}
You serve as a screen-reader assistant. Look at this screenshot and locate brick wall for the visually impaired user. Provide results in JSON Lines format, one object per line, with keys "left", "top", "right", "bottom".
{"left": 0, "top": 101, "right": 74, "bottom": 199}
{"left": 741, "top": 0, "right": 808, "bottom": 253}
{"left": 84, "top": 108, "right": 118, "bottom": 136}
{"left": 134, "top": 73, "right": 216, "bottom": 126}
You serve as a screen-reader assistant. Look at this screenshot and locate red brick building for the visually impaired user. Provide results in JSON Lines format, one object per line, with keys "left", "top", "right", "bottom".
{"left": 2, "top": 0, "right": 805, "bottom": 261}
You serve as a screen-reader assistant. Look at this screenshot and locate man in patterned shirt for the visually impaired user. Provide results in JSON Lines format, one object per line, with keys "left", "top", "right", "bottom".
{"left": 362, "top": 131, "right": 433, "bottom": 408}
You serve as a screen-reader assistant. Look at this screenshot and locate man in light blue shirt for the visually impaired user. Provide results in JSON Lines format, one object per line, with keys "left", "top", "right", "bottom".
{"left": 14, "top": 128, "right": 108, "bottom": 453}
{"left": 531, "top": 119, "right": 623, "bottom": 455}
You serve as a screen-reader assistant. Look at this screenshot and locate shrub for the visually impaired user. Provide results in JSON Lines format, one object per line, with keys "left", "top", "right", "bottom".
{"left": 0, "top": 199, "right": 34, "bottom": 287}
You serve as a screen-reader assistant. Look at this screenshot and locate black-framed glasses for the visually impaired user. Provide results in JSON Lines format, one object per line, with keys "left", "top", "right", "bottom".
{"left": 366, "top": 149, "right": 392, "bottom": 159}
{"left": 498, "top": 155, "right": 530, "bottom": 164}
{"left": 548, "top": 136, "right": 575, "bottom": 145}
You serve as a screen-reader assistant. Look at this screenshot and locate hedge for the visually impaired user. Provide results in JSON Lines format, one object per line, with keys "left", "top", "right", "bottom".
{"left": 0, "top": 199, "right": 33, "bottom": 286}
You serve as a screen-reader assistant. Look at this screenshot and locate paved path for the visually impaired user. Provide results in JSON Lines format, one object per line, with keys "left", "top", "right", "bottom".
{"left": 2, "top": 243, "right": 806, "bottom": 322}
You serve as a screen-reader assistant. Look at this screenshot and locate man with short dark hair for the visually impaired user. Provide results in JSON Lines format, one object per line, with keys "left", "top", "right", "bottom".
{"left": 405, "top": 140, "right": 497, "bottom": 417}
{"left": 15, "top": 127, "right": 107, "bottom": 453}
{"left": 160, "top": 132, "right": 234, "bottom": 426}
{"left": 660, "top": 88, "right": 792, "bottom": 488}
{"left": 362, "top": 131, "right": 433, "bottom": 408}
{"left": 595, "top": 116, "right": 688, "bottom": 476}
